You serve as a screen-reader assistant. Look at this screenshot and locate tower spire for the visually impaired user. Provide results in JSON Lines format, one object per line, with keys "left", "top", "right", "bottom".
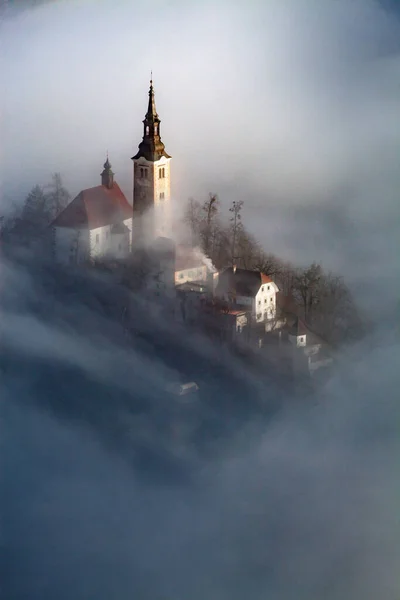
{"left": 101, "top": 154, "right": 114, "bottom": 189}
{"left": 146, "top": 75, "right": 158, "bottom": 122}
{"left": 131, "top": 78, "right": 171, "bottom": 162}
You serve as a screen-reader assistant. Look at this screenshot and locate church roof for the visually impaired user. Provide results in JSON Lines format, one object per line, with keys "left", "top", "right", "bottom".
{"left": 52, "top": 182, "right": 132, "bottom": 230}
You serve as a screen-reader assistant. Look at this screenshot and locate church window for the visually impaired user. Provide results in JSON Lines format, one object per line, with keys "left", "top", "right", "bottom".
{"left": 159, "top": 168, "right": 165, "bottom": 179}
{"left": 258, "top": 300, "right": 261, "bottom": 306}
{"left": 140, "top": 168, "right": 144, "bottom": 178}
{"left": 159, "top": 192, "right": 165, "bottom": 200}
{"left": 146, "top": 126, "right": 149, "bottom": 135}
{"left": 267, "top": 285, "right": 270, "bottom": 291}
{"left": 261, "top": 286, "right": 264, "bottom": 292}
{"left": 264, "top": 298, "right": 267, "bottom": 304}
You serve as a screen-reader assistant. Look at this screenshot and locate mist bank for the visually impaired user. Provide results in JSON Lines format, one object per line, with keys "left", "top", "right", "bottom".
{"left": 2, "top": 251, "right": 400, "bottom": 599}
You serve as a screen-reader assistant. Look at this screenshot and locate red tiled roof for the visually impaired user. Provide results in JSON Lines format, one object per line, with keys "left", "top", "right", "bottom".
{"left": 261, "top": 273, "right": 273, "bottom": 284}
{"left": 52, "top": 183, "right": 132, "bottom": 230}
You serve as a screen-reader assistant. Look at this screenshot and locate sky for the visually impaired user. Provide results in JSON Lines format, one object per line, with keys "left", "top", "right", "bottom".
{"left": 1, "top": 0, "right": 399, "bottom": 300}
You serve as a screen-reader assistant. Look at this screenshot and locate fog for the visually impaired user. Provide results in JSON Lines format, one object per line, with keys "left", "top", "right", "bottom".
{"left": 2, "top": 0, "right": 400, "bottom": 294}
{"left": 2, "top": 1, "right": 400, "bottom": 598}
{"left": 2, "top": 249, "right": 400, "bottom": 599}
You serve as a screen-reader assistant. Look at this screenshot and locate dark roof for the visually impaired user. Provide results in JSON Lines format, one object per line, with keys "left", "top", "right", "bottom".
{"left": 217, "top": 267, "right": 274, "bottom": 298}
{"left": 52, "top": 183, "right": 132, "bottom": 230}
{"left": 288, "top": 317, "right": 307, "bottom": 336}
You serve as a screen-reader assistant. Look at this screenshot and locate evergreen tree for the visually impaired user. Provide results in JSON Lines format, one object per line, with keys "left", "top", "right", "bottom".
{"left": 45, "top": 172, "right": 71, "bottom": 219}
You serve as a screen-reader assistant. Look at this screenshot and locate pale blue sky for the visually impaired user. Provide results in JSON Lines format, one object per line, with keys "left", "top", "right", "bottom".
{"left": 1, "top": 0, "right": 400, "bottom": 297}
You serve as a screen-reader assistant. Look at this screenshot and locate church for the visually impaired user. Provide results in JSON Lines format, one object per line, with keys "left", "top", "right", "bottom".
{"left": 51, "top": 78, "right": 172, "bottom": 264}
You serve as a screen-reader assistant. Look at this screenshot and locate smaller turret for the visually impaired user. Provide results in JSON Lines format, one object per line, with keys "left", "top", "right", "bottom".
{"left": 101, "top": 155, "right": 114, "bottom": 189}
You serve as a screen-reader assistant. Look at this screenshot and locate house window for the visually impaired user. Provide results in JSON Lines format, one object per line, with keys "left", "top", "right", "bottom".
{"left": 95, "top": 234, "right": 99, "bottom": 244}
{"left": 267, "top": 285, "right": 270, "bottom": 291}
{"left": 258, "top": 300, "right": 261, "bottom": 306}
{"left": 264, "top": 298, "right": 267, "bottom": 304}
{"left": 300, "top": 337, "right": 304, "bottom": 343}
{"left": 159, "top": 192, "right": 165, "bottom": 200}
{"left": 270, "top": 297, "right": 273, "bottom": 303}
{"left": 257, "top": 313, "right": 262, "bottom": 320}
{"left": 261, "top": 286, "right": 264, "bottom": 292}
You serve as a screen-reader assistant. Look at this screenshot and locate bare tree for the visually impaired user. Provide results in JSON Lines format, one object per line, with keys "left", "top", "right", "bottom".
{"left": 229, "top": 199, "right": 244, "bottom": 266}
{"left": 183, "top": 197, "right": 201, "bottom": 246}
{"left": 292, "top": 262, "right": 323, "bottom": 323}
{"left": 200, "top": 193, "right": 219, "bottom": 259}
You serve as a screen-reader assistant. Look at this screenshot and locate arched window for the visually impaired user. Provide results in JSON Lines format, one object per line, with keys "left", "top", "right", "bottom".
{"left": 140, "top": 168, "right": 144, "bottom": 178}
{"left": 162, "top": 168, "right": 165, "bottom": 178}
{"left": 146, "top": 126, "right": 149, "bottom": 135}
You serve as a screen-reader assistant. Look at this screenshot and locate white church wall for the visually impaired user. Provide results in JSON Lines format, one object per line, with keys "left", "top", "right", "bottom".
{"left": 90, "top": 223, "right": 130, "bottom": 260}
{"left": 132, "top": 155, "right": 172, "bottom": 243}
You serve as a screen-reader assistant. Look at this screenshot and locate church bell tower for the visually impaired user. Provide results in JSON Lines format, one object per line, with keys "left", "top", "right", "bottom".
{"left": 131, "top": 78, "right": 171, "bottom": 245}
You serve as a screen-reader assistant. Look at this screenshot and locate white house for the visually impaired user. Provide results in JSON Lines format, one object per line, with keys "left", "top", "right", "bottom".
{"left": 287, "top": 317, "right": 334, "bottom": 376}
{"left": 215, "top": 266, "right": 279, "bottom": 325}
{"left": 51, "top": 157, "right": 132, "bottom": 264}
{"left": 174, "top": 246, "right": 209, "bottom": 287}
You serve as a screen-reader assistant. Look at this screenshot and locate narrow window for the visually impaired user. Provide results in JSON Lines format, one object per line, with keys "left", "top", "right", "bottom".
{"left": 162, "top": 168, "right": 165, "bottom": 178}
{"left": 264, "top": 298, "right": 267, "bottom": 304}
{"left": 146, "top": 126, "right": 149, "bottom": 135}
{"left": 267, "top": 285, "right": 270, "bottom": 291}
{"left": 140, "top": 168, "right": 144, "bottom": 178}
{"left": 159, "top": 169, "right": 162, "bottom": 179}
{"left": 261, "top": 286, "right": 264, "bottom": 292}
{"left": 95, "top": 234, "right": 99, "bottom": 244}
{"left": 258, "top": 300, "right": 261, "bottom": 306}
{"left": 159, "top": 192, "right": 165, "bottom": 200}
